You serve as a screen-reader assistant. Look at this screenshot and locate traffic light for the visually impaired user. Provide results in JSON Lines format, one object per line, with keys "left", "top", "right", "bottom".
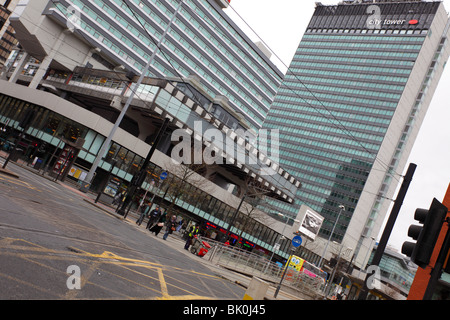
{"left": 402, "top": 198, "right": 448, "bottom": 268}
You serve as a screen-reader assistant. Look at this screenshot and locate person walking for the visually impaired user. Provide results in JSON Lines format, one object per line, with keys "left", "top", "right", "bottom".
{"left": 162, "top": 215, "right": 178, "bottom": 240}
{"left": 146, "top": 206, "right": 161, "bottom": 230}
{"left": 149, "top": 211, "right": 167, "bottom": 236}
{"left": 112, "top": 190, "right": 124, "bottom": 206}
{"left": 184, "top": 224, "right": 199, "bottom": 250}
{"left": 136, "top": 202, "right": 150, "bottom": 226}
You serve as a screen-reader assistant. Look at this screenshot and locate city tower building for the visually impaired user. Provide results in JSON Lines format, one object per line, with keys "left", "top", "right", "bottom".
{"left": 262, "top": 0, "right": 450, "bottom": 269}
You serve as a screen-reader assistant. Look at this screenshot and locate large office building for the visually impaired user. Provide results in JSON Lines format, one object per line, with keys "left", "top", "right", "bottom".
{"left": 262, "top": 0, "right": 450, "bottom": 268}
{"left": 5, "top": 0, "right": 283, "bottom": 132}
{"left": 0, "top": 0, "right": 301, "bottom": 261}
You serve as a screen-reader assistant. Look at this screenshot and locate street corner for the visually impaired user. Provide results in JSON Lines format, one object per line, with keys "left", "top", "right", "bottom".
{"left": 0, "top": 166, "right": 20, "bottom": 179}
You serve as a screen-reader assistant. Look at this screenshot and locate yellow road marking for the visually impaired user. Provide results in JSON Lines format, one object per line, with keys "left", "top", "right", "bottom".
{"left": 158, "top": 268, "right": 169, "bottom": 298}
{"left": 0, "top": 174, "right": 41, "bottom": 191}
{"left": 0, "top": 237, "right": 230, "bottom": 300}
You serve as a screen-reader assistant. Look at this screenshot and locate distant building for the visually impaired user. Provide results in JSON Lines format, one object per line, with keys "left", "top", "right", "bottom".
{"left": 346, "top": 245, "right": 417, "bottom": 300}
{"left": 0, "top": 0, "right": 19, "bottom": 67}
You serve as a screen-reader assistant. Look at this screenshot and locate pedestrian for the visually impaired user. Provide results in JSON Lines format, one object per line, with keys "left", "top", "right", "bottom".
{"left": 149, "top": 211, "right": 167, "bottom": 236}
{"left": 112, "top": 191, "right": 123, "bottom": 206}
{"left": 162, "top": 215, "right": 178, "bottom": 240}
{"left": 176, "top": 218, "right": 184, "bottom": 232}
{"left": 184, "top": 224, "right": 199, "bottom": 250}
{"left": 136, "top": 202, "right": 150, "bottom": 226}
{"left": 146, "top": 206, "right": 161, "bottom": 230}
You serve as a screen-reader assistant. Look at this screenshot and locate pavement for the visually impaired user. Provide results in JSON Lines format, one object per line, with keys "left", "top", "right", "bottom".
{"left": 0, "top": 156, "right": 304, "bottom": 300}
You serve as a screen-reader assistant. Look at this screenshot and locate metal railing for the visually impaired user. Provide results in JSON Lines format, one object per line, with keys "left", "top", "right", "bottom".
{"left": 202, "top": 236, "right": 326, "bottom": 299}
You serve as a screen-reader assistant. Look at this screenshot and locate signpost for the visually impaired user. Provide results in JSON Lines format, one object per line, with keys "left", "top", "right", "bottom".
{"left": 274, "top": 235, "right": 303, "bottom": 298}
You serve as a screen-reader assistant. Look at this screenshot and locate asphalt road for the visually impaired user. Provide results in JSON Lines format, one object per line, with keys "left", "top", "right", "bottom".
{"left": 0, "top": 161, "right": 246, "bottom": 301}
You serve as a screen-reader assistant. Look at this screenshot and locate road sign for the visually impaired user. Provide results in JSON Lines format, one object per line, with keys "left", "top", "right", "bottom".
{"left": 292, "top": 235, "right": 302, "bottom": 247}
{"left": 159, "top": 172, "right": 167, "bottom": 180}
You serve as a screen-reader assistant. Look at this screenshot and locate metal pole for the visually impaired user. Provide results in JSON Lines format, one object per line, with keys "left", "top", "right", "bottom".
{"left": 318, "top": 205, "right": 345, "bottom": 268}
{"left": 274, "top": 249, "right": 294, "bottom": 298}
{"left": 117, "top": 118, "right": 170, "bottom": 217}
{"left": 264, "top": 214, "right": 289, "bottom": 273}
{"left": 224, "top": 193, "right": 246, "bottom": 242}
{"left": 80, "top": 0, "right": 185, "bottom": 191}
{"left": 358, "top": 162, "right": 416, "bottom": 300}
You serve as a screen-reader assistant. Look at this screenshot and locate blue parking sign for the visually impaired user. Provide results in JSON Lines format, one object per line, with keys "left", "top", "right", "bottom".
{"left": 292, "top": 235, "right": 302, "bottom": 247}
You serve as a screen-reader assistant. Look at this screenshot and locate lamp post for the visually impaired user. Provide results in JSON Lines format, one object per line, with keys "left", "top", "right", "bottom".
{"left": 318, "top": 204, "right": 345, "bottom": 268}
{"left": 268, "top": 213, "right": 299, "bottom": 261}
{"left": 324, "top": 241, "right": 351, "bottom": 298}
{"left": 80, "top": 0, "right": 185, "bottom": 192}
{"left": 264, "top": 213, "right": 299, "bottom": 274}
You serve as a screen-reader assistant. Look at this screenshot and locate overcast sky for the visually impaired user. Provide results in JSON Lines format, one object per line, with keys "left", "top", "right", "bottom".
{"left": 224, "top": 0, "right": 450, "bottom": 252}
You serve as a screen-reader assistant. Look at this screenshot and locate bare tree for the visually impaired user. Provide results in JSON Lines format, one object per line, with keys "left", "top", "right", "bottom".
{"left": 159, "top": 160, "right": 214, "bottom": 216}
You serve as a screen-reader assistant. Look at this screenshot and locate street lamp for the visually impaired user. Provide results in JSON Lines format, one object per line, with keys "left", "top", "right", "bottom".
{"left": 264, "top": 213, "right": 299, "bottom": 273}
{"left": 325, "top": 241, "right": 351, "bottom": 298}
{"left": 80, "top": 0, "right": 185, "bottom": 192}
{"left": 268, "top": 213, "right": 297, "bottom": 261}
{"left": 318, "top": 204, "right": 345, "bottom": 268}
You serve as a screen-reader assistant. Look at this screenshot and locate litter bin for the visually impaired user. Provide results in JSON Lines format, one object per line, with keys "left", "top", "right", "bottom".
{"left": 33, "top": 157, "right": 43, "bottom": 170}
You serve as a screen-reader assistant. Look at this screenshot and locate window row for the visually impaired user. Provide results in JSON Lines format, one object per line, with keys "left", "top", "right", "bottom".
{"left": 265, "top": 117, "right": 385, "bottom": 144}
{"left": 285, "top": 72, "right": 406, "bottom": 92}
{"left": 283, "top": 79, "right": 402, "bottom": 101}
{"left": 306, "top": 28, "right": 428, "bottom": 36}
{"left": 295, "top": 60, "right": 412, "bottom": 75}
{"left": 278, "top": 86, "right": 398, "bottom": 108}
{"left": 300, "top": 40, "right": 422, "bottom": 51}
{"left": 293, "top": 53, "right": 415, "bottom": 67}
{"left": 296, "top": 47, "right": 419, "bottom": 59}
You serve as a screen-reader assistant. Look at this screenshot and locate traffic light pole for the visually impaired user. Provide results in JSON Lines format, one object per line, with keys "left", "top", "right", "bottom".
{"left": 116, "top": 117, "right": 169, "bottom": 218}
{"left": 358, "top": 162, "right": 416, "bottom": 300}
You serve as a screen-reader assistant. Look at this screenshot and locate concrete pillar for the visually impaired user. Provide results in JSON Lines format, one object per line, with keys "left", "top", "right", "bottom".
{"left": 28, "top": 54, "right": 51, "bottom": 89}
{"left": 8, "top": 51, "right": 29, "bottom": 83}
{"left": 28, "top": 29, "right": 68, "bottom": 89}
{"left": 243, "top": 277, "right": 269, "bottom": 300}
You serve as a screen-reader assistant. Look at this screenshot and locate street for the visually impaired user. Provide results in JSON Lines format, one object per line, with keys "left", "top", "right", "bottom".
{"left": 0, "top": 161, "right": 246, "bottom": 300}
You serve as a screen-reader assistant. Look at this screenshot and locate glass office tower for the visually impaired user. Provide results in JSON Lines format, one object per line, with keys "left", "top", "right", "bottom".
{"left": 262, "top": 0, "right": 450, "bottom": 266}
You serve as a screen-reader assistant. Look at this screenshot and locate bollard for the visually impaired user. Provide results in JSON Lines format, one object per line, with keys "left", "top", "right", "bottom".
{"left": 243, "top": 277, "right": 269, "bottom": 300}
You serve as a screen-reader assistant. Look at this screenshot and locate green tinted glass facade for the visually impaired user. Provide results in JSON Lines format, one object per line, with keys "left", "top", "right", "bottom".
{"left": 262, "top": 2, "right": 433, "bottom": 243}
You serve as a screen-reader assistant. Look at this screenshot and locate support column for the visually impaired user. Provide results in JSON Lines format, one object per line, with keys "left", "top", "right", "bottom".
{"left": 27, "top": 54, "right": 51, "bottom": 89}
{"left": 28, "top": 29, "right": 69, "bottom": 89}
{"left": 8, "top": 51, "right": 29, "bottom": 84}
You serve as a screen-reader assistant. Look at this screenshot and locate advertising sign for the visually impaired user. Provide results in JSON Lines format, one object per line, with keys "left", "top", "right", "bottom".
{"left": 287, "top": 255, "right": 305, "bottom": 272}
{"left": 295, "top": 205, "right": 324, "bottom": 241}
